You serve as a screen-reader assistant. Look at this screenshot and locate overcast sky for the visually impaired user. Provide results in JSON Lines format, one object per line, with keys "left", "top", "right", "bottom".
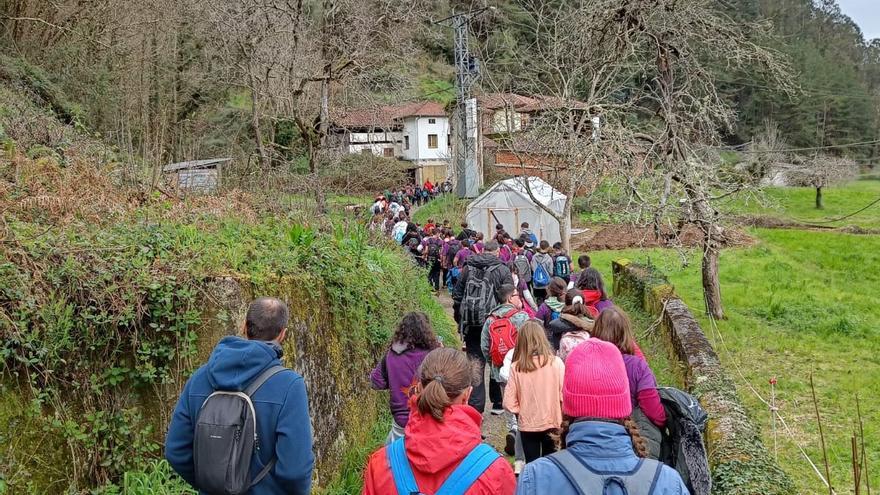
{"left": 837, "top": 0, "right": 880, "bottom": 41}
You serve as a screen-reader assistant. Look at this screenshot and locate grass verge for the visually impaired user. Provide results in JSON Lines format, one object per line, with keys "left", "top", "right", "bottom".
{"left": 581, "top": 228, "right": 880, "bottom": 493}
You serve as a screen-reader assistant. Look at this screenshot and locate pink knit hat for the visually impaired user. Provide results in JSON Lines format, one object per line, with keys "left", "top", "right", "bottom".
{"left": 563, "top": 338, "right": 632, "bottom": 419}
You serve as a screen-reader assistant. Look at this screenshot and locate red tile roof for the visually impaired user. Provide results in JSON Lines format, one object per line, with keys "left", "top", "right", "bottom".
{"left": 334, "top": 101, "right": 447, "bottom": 129}
{"left": 476, "top": 93, "right": 589, "bottom": 112}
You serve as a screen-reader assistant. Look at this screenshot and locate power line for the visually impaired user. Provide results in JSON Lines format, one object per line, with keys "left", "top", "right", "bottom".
{"left": 794, "top": 196, "right": 880, "bottom": 225}
{"left": 732, "top": 139, "right": 880, "bottom": 154}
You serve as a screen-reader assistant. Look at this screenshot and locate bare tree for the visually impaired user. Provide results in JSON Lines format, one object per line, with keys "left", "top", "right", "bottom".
{"left": 482, "top": 0, "right": 793, "bottom": 319}
{"left": 478, "top": 0, "right": 649, "bottom": 252}
{"left": 786, "top": 155, "right": 858, "bottom": 209}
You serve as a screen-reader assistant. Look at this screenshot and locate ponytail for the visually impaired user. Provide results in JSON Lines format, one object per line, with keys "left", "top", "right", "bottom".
{"left": 415, "top": 348, "right": 474, "bottom": 423}
{"left": 418, "top": 379, "right": 452, "bottom": 422}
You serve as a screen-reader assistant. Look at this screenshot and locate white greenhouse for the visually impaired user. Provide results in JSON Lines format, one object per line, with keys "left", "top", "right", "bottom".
{"left": 466, "top": 176, "right": 568, "bottom": 244}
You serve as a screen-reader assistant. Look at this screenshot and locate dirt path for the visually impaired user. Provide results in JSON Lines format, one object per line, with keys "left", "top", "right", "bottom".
{"left": 435, "top": 291, "right": 511, "bottom": 456}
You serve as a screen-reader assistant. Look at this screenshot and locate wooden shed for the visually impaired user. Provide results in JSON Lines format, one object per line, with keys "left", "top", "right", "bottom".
{"left": 163, "top": 158, "right": 230, "bottom": 193}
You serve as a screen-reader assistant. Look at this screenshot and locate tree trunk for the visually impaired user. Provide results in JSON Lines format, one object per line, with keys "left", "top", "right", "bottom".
{"left": 701, "top": 230, "right": 724, "bottom": 320}
{"left": 248, "top": 69, "right": 269, "bottom": 171}
{"left": 560, "top": 198, "right": 572, "bottom": 253}
{"left": 319, "top": 74, "right": 330, "bottom": 148}
{"left": 815, "top": 186, "right": 823, "bottom": 209}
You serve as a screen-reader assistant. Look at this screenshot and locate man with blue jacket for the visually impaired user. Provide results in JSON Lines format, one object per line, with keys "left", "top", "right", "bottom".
{"left": 166, "top": 297, "right": 314, "bottom": 494}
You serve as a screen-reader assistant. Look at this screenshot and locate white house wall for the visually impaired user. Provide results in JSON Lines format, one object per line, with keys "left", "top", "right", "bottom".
{"left": 402, "top": 117, "right": 451, "bottom": 162}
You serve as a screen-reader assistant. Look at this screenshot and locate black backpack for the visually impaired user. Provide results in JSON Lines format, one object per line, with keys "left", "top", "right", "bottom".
{"left": 461, "top": 265, "right": 502, "bottom": 327}
{"left": 194, "top": 365, "right": 286, "bottom": 495}
{"left": 426, "top": 238, "right": 442, "bottom": 261}
{"left": 554, "top": 255, "right": 571, "bottom": 278}
{"left": 658, "top": 387, "right": 711, "bottom": 495}
{"left": 445, "top": 240, "right": 461, "bottom": 267}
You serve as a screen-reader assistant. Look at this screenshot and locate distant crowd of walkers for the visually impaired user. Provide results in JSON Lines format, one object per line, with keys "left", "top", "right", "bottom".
{"left": 163, "top": 206, "right": 710, "bottom": 495}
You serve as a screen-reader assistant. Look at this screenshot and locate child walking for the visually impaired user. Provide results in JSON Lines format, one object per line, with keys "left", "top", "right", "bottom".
{"left": 503, "top": 321, "right": 565, "bottom": 463}
{"left": 369, "top": 312, "right": 441, "bottom": 444}
{"left": 591, "top": 307, "right": 666, "bottom": 458}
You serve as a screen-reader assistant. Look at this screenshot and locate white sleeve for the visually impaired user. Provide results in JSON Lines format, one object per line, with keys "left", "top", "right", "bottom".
{"left": 500, "top": 349, "right": 515, "bottom": 382}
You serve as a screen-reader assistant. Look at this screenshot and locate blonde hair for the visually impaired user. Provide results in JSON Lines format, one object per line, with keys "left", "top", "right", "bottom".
{"left": 416, "top": 348, "right": 474, "bottom": 422}
{"left": 512, "top": 321, "right": 555, "bottom": 373}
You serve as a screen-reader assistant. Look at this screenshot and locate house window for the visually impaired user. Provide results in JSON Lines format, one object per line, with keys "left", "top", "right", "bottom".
{"left": 404, "top": 136, "right": 410, "bottom": 150}
{"left": 428, "top": 118, "right": 436, "bottom": 124}
{"left": 383, "top": 147, "right": 394, "bottom": 157}
{"left": 428, "top": 134, "right": 438, "bottom": 149}
{"left": 361, "top": 148, "right": 372, "bottom": 155}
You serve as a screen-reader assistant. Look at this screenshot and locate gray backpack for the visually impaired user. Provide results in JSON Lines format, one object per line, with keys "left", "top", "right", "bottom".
{"left": 461, "top": 264, "right": 501, "bottom": 328}
{"left": 194, "top": 365, "right": 287, "bottom": 494}
{"left": 548, "top": 449, "right": 664, "bottom": 495}
{"left": 513, "top": 253, "right": 532, "bottom": 283}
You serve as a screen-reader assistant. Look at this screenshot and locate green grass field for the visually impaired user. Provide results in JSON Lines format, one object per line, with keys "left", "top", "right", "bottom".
{"left": 720, "top": 178, "right": 880, "bottom": 229}
{"left": 411, "top": 194, "right": 468, "bottom": 225}
{"left": 583, "top": 228, "right": 880, "bottom": 493}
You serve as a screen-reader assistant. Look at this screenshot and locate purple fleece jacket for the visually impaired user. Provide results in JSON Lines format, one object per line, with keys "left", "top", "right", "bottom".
{"left": 370, "top": 343, "right": 431, "bottom": 427}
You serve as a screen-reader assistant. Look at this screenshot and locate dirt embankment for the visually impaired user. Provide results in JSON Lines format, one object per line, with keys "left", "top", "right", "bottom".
{"left": 573, "top": 223, "right": 754, "bottom": 251}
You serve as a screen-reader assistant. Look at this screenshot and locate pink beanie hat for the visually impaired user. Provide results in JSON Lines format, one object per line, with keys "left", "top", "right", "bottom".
{"left": 563, "top": 338, "right": 632, "bottom": 419}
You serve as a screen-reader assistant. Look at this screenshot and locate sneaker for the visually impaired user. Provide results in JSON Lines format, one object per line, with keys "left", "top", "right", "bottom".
{"left": 514, "top": 460, "right": 525, "bottom": 475}
{"left": 504, "top": 432, "right": 516, "bottom": 456}
{"left": 490, "top": 406, "right": 504, "bottom": 416}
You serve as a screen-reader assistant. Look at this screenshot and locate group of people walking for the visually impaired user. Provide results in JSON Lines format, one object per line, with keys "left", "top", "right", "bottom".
{"left": 364, "top": 220, "right": 693, "bottom": 494}
{"left": 162, "top": 216, "right": 701, "bottom": 495}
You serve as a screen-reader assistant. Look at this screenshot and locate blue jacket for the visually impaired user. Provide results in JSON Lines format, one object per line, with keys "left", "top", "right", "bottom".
{"left": 165, "top": 336, "right": 314, "bottom": 495}
{"left": 516, "top": 421, "right": 689, "bottom": 495}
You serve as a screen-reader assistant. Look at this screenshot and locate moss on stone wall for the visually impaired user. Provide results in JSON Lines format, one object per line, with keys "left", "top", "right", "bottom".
{"left": 612, "top": 259, "right": 793, "bottom": 494}
{"left": 1, "top": 217, "right": 456, "bottom": 493}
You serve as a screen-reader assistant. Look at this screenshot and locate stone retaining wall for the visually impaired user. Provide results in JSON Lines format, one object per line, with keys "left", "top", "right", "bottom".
{"left": 612, "top": 259, "right": 793, "bottom": 495}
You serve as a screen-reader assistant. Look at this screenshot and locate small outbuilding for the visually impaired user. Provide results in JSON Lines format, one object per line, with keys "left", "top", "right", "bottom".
{"left": 466, "top": 176, "right": 568, "bottom": 244}
{"left": 163, "top": 158, "right": 231, "bottom": 193}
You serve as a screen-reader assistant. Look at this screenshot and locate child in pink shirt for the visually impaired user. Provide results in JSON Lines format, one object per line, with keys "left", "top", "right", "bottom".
{"left": 503, "top": 321, "right": 565, "bottom": 463}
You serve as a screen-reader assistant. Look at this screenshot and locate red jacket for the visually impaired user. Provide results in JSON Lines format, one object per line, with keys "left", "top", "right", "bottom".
{"left": 362, "top": 401, "right": 516, "bottom": 495}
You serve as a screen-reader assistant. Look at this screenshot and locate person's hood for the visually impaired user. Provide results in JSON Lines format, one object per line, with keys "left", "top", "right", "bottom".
{"left": 405, "top": 399, "right": 483, "bottom": 474}
{"left": 545, "top": 297, "right": 565, "bottom": 312}
{"left": 582, "top": 289, "right": 603, "bottom": 305}
{"left": 566, "top": 420, "right": 637, "bottom": 458}
{"left": 559, "top": 313, "right": 594, "bottom": 331}
{"left": 490, "top": 303, "right": 521, "bottom": 318}
{"left": 467, "top": 253, "right": 504, "bottom": 269}
{"left": 205, "top": 336, "right": 283, "bottom": 391}
{"left": 391, "top": 341, "right": 410, "bottom": 354}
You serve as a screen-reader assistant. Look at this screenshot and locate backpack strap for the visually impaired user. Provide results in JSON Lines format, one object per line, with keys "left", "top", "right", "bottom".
{"left": 243, "top": 364, "right": 287, "bottom": 488}
{"left": 435, "top": 443, "right": 500, "bottom": 495}
{"left": 245, "top": 365, "right": 288, "bottom": 396}
{"left": 386, "top": 438, "right": 420, "bottom": 495}
{"left": 546, "top": 450, "right": 601, "bottom": 495}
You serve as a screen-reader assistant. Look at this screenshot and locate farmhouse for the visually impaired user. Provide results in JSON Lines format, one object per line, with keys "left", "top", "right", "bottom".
{"left": 330, "top": 102, "right": 452, "bottom": 184}
{"left": 476, "top": 93, "right": 590, "bottom": 179}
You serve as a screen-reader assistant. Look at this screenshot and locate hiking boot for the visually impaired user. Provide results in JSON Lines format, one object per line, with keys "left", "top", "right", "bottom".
{"left": 504, "top": 431, "right": 516, "bottom": 456}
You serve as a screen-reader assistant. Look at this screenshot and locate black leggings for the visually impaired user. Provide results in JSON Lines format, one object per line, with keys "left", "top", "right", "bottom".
{"left": 520, "top": 429, "right": 557, "bottom": 463}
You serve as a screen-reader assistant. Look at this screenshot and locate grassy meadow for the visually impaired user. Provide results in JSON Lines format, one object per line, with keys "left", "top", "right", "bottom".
{"left": 720, "top": 177, "right": 880, "bottom": 229}
{"left": 585, "top": 227, "right": 880, "bottom": 493}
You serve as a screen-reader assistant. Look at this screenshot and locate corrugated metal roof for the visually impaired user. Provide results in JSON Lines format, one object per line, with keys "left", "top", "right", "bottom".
{"left": 163, "top": 158, "right": 231, "bottom": 173}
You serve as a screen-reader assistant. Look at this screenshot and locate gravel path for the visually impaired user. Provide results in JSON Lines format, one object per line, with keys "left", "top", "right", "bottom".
{"left": 435, "top": 291, "right": 512, "bottom": 459}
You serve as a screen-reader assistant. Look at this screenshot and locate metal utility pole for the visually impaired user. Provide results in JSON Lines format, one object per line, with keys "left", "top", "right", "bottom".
{"left": 437, "top": 8, "right": 492, "bottom": 198}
